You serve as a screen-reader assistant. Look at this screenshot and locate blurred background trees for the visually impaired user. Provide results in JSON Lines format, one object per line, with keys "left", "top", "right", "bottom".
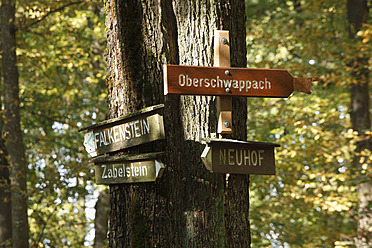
{"left": 1, "top": 0, "right": 107, "bottom": 246}
{"left": 246, "top": 0, "right": 371, "bottom": 247}
{"left": 0, "top": 0, "right": 370, "bottom": 247}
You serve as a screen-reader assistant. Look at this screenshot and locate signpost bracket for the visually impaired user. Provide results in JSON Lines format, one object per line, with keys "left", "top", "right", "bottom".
{"left": 217, "top": 97, "right": 232, "bottom": 134}
{"left": 214, "top": 30, "right": 232, "bottom": 135}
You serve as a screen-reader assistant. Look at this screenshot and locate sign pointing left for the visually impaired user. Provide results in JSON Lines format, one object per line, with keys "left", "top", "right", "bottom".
{"left": 84, "top": 132, "right": 97, "bottom": 157}
{"left": 201, "top": 139, "right": 280, "bottom": 175}
{"left": 80, "top": 104, "right": 165, "bottom": 156}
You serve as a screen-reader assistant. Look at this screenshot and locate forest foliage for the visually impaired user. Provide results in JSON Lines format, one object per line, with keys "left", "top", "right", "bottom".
{"left": 1, "top": 0, "right": 107, "bottom": 246}
{"left": 246, "top": 0, "right": 371, "bottom": 247}
{"left": 0, "top": 0, "right": 370, "bottom": 247}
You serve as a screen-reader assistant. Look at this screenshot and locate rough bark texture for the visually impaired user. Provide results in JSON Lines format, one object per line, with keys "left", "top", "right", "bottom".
{"left": 104, "top": 0, "right": 249, "bottom": 247}
{"left": 1, "top": 0, "right": 29, "bottom": 247}
{"left": 347, "top": 0, "right": 372, "bottom": 247}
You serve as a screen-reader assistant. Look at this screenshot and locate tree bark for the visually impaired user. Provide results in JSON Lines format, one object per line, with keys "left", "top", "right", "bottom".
{"left": 0, "top": 153, "right": 11, "bottom": 248}
{"left": 104, "top": 0, "right": 249, "bottom": 247}
{"left": 94, "top": 189, "right": 109, "bottom": 248}
{"left": 347, "top": 0, "right": 371, "bottom": 247}
{"left": 1, "top": 0, "right": 29, "bottom": 247}
{"left": 0, "top": 39, "right": 12, "bottom": 248}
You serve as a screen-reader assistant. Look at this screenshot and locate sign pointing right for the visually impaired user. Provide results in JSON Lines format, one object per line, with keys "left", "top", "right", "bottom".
{"left": 164, "top": 64, "right": 318, "bottom": 98}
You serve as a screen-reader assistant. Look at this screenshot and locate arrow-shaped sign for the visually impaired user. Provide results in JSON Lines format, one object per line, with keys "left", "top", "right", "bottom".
{"left": 80, "top": 104, "right": 165, "bottom": 157}
{"left": 84, "top": 131, "right": 97, "bottom": 157}
{"left": 164, "top": 64, "right": 318, "bottom": 98}
{"left": 95, "top": 159, "right": 165, "bottom": 185}
{"left": 201, "top": 139, "right": 280, "bottom": 175}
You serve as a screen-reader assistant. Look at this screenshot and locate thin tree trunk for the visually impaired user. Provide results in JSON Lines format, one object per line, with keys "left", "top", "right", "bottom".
{"left": 0, "top": 154, "right": 11, "bottom": 248}
{"left": 0, "top": 37, "right": 12, "bottom": 248}
{"left": 347, "top": 0, "right": 371, "bottom": 247}
{"left": 94, "top": 189, "right": 109, "bottom": 248}
{"left": 0, "top": 121, "right": 12, "bottom": 248}
{"left": 104, "top": 0, "right": 249, "bottom": 247}
{"left": 1, "top": 0, "right": 29, "bottom": 247}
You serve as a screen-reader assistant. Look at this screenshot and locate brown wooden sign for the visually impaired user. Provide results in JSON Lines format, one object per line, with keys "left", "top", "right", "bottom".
{"left": 95, "top": 159, "right": 165, "bottom": 184}
{"left": 164, "top": 64, "right": 317, "bottom": 97}
{"left": 201, "top": 139, "right": 280, "bottom": 175}
{"left": 80, "top": 104, "right": 165, "bottom": 157}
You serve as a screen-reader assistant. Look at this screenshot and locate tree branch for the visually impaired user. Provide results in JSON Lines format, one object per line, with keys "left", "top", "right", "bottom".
{"left": 19, "top": 1, "right": 84, "bottom": 31}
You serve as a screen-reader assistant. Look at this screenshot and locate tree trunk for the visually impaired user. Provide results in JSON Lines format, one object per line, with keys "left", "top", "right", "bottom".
{"left": 347, "top": 0, "right": 371, "bottom": 247}
{"left": 104, "top": 0, "right": 249, "bottom": 247}
{"left": 1, "top": 0, "right": 29, "bottom": 247}
{"left": 94, "top": 189, "right": 109, "bottom": 248}
{"left": 0, "top": 153, "right": 11, "bottom": 248}
{"left": 0, "top": 40, "right": 12, "bottom": 248}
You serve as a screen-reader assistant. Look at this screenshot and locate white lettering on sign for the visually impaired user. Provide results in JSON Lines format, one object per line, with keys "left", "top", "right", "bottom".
{"left": 219, "top": 148, "right": 264, "bottom": 166}
{"left": 178, "top": 74, "right": 271, "bottom": 92}
{"left": 94, "top": 118, "right": 150, "bottom": 149}
{"left": 101, "top": 163, "right": 148, "bottom": 179}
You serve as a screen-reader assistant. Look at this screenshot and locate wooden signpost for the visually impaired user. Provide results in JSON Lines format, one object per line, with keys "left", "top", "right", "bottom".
{"left": 164, "top": 64, "right": 317, "bottom": 98}
{"left": 201, "top": 139, "right": 280, "bottom": 175}
{"left": 162, "top": 30, "right": 317, "bottom": 175}
{"left": 95, "top": 159, "right": 165, "bottom": 184}
{"left": 81, "top": 30, "right": 316, "bottom": 181}
{"left": 80, "top": 104, "right": 165, "bottom": 157}
{"left": 163, "top": 30, "right": 317, "bottom": 137}
{"left": 214, "top": 30, "right": 233, "bottom": 135}
{"left": 92, "top": 152, "right": 165, "bottom": 185}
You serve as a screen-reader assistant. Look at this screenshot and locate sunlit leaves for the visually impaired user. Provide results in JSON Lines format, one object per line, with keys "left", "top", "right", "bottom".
{"left": 248, "top": 89, "right": 357, "bottom": 246}
{"left": 13, "top": 1, "right": 107, "bottom": 246}
{"left": 246, "top": 0, "right": 369, "bottom": 246}
{"left": 357, "top": 24, "right": 372, "bottom": 44}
